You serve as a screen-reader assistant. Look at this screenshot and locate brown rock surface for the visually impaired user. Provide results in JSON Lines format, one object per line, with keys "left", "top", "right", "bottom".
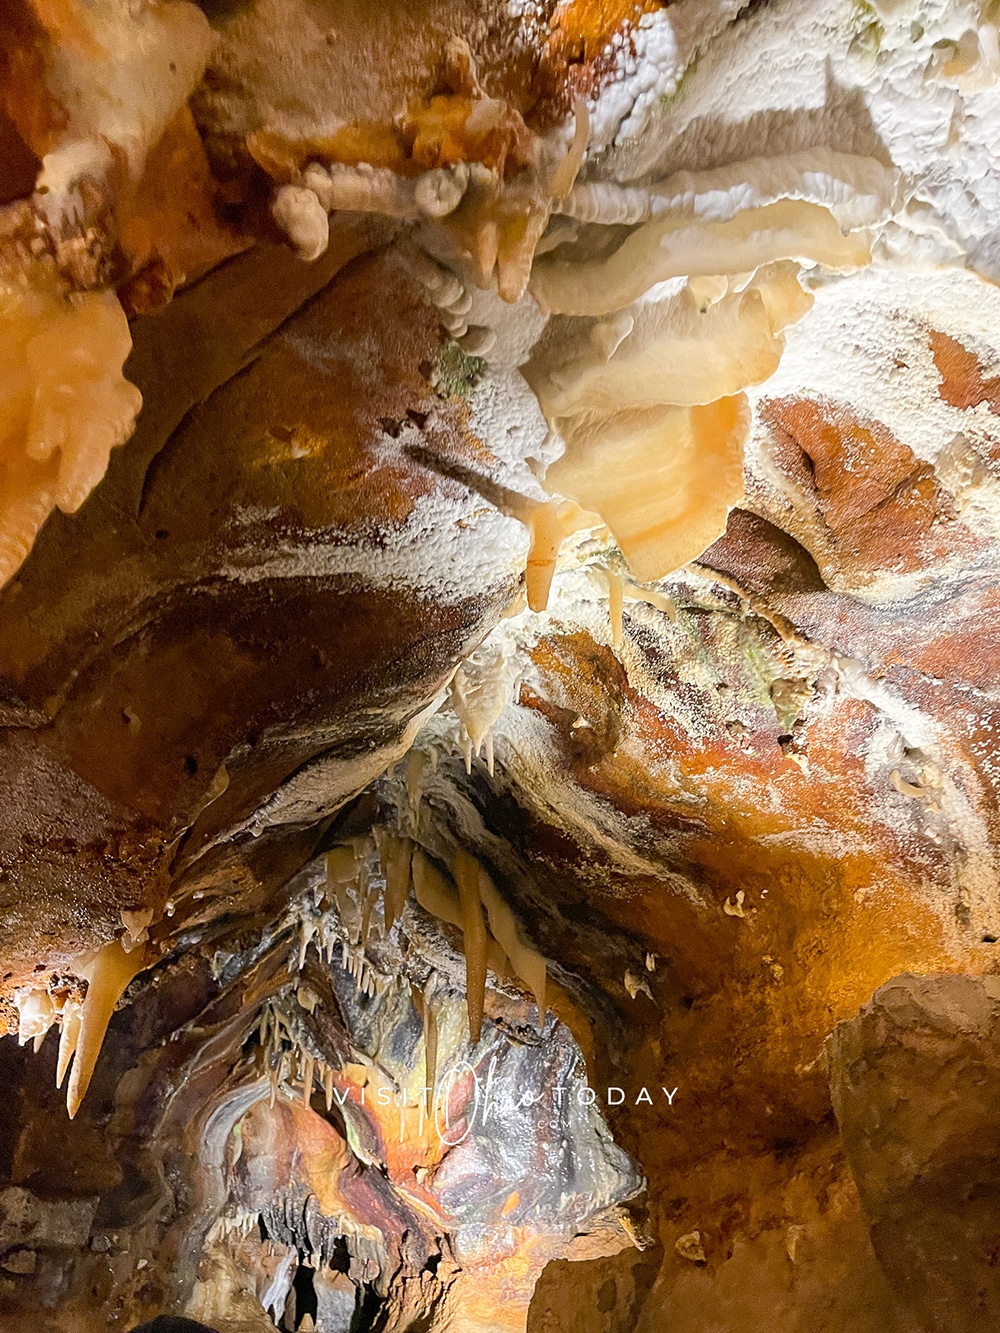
{"left": 829, "top": 973, "right": 1000, "bottom": 1333}
{"left": 0, "top": 229, "right": 518, "bottom": 995}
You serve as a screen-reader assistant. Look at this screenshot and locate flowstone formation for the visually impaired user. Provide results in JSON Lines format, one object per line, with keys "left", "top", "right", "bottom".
{"left": 2, "top": 0, "right": 1000, "bottom": 1330}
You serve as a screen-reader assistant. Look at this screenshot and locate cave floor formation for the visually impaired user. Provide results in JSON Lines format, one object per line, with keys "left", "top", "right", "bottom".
{"left": 2, "top": 1, "right": 1000, "bottom": 1330}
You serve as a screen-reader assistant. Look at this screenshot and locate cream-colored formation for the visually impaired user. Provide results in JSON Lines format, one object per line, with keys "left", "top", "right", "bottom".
{"left": 448, "top": 640, "right": 524, "bottom": 774}
{"left": 522, "top": 177, "right": 882, "bottom": 585}
{"left": 511, "top": 259, "right": 816, "bottom": 587}
{"left": 0, "top": 0, "right": 214, "bottom": 589}
{"left": 15, "top": 937, "right": 149, "bottom": 1118}
{"left": 0, "top": 279, "right": 142, "bottom": 587}
{"left": 31, "top": 0, "right": 211, "bottom": 202}
{"left": 534, "top": 177, "right": 889, "bottom": 318}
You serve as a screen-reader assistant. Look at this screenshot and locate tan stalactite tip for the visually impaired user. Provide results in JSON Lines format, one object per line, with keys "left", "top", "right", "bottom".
{"left": 477, "top": 864, "right": 547, "bottom": 1024}
{"left": 382, "top": 832, "right": 414, "bottom": 931}
{"left": 411, "top": 848, "right": 463, "bottom": 933}
{"left": 524, "top": 498, "right": 587, "bottom": 611}
{"left": 525, "top": 500, "right": 565, "bottom": 612}
{"left": 406, "top": 750, "right": 425, "bottom": 814}
{"left": 55, "top": 1001, "right": 82, "bottom": 1091}
{"left": 65, "top": 938, "right": 149, "bottom": 1119}
{"left": 411, "top": 979, "right": 439, "bottom": 1116}
{"left": 453, "top": 848, "right": 489, "bottom": 1044}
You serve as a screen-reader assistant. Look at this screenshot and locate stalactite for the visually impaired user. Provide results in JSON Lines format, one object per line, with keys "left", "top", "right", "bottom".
{"left": 326, "top": 845, "right": 359, "bottom": 885}
{"left": 119, "top": 907, "right": 154, "bottom": 950}
{"left": 626, "top": 584, "right": 678, "bottom": 621}
{"left": 382, "top": 832, "right": 414, "bottom": 930}
{"left": 55, "top": 1002, "right": 81, "bottom": 1086}
{"left": 185, "top": 762, "right": 231, "bottom": 830}
{"left": 624, "top": 969, "right": 653, "bottom": 1001}
{"left": 359, "top": 864, "right": 376, "bottom": 950}
{"left": 298, "top": 917, "right": 317, "bottom": 970}
{"left": 412, "top": 976, "right": 439, "bottom": 1116}
{"left": 318, "top": 919, "right": 335, "bottom": 964}
{"left": 550, "top": 98, "right": 590, "bottom": 202}
{"left": 328, "top": 844, "right": 364, "bottom": 946}
{"left": 525, "top": 498, "right": 587, "bottom": 611}
{"left": 65, "top": 938, "right": 149, "bottom": 1119}
{"left": 453, "top": 849, "right": 488, "bottom": 1043}
{"left": 411, "top": 848, "right": 462, "bottom": 930}
{"left": 15, "top": 988, "right": 56, "bottom": 1049}
{"left": 406, "top": 750, "right": 425, "bottom": 816}
{"left": 477, "top": 868, "right": 547, "bottom": 1024}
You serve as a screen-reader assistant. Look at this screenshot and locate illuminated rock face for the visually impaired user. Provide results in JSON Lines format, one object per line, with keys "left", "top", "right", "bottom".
{"left": 3, "top": 0, "right": 1000, "bottom": 1330}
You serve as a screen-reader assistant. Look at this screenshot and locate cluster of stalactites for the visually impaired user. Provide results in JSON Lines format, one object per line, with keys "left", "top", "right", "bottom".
{"left": 377, "top": 152, "right": 897, "bottom": 615}
{"left": 446, "top": 640, "right": 523, "bottom": 775}
{"left": 321, "top": 831, "right": 547, "bottom": 1049}
{"left": 256, "top": 995, "right": 344, "bottom": 1115}
{"left": 13, "top": 928, "right": 150, "bottom": 1118}
{"left": 267, "top": 37, "right": 588, "bottom": 304}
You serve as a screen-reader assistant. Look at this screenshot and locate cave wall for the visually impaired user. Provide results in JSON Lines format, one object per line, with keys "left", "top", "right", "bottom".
{"left": 3, "top": 0, "right": 1000, "bottom": 1330}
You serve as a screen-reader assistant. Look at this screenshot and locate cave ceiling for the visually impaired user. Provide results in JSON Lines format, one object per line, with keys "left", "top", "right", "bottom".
{"left": 1, "top": 0, "right": 1000, "bottom": 1330}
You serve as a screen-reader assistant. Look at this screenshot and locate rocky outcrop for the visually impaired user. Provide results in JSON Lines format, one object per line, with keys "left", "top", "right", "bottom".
{"left": 830, "top": 973, "right": 1000, "bottom": 1333}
